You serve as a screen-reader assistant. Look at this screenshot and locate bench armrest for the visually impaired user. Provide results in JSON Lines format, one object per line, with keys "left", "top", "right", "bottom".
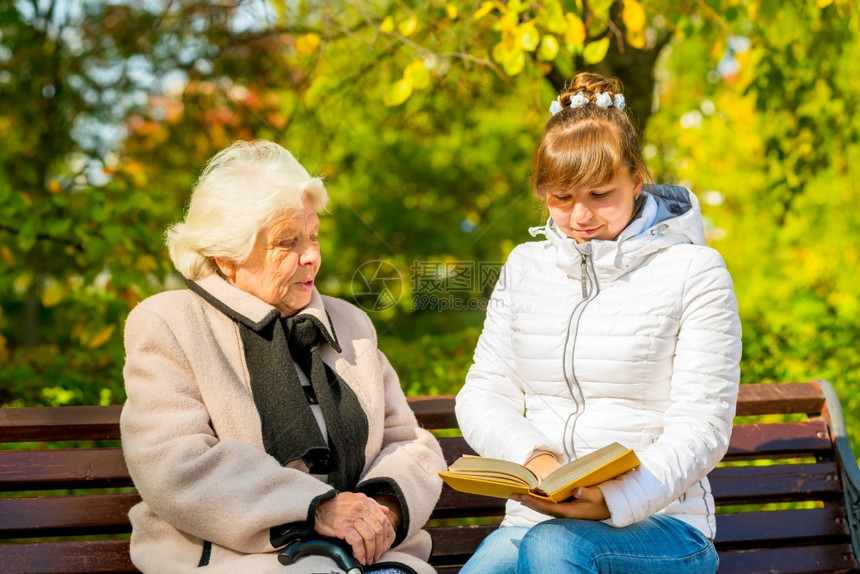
{"left": 815, "top": 378, "right": 860, "bottom": 563}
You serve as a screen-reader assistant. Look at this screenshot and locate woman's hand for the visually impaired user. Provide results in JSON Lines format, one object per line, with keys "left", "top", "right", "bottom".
{"left": 313, "top": 492, "right": 396, "bottom": 564}
{"left": 513, "top": 486, "right": 610, "bottom": 520}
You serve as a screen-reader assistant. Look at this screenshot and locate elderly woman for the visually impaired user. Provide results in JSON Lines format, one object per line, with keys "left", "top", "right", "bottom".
{"left": 120, "top": 140, "right": 446, "bottom": 574}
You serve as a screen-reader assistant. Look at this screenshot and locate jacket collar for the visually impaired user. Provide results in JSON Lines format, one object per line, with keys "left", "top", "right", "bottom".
{"left": 536, "top": 185, "right": 706, "bottom": 281}
{"left": 187, "top": 274, "right": 341, "bottom": 352}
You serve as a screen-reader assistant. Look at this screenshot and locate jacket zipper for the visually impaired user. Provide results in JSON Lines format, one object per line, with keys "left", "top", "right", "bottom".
{"left": 580, "top": 253, "right": 588, "bottom": 299}
{"left": 563, "top": 251, "right": 596, "bottom": 459}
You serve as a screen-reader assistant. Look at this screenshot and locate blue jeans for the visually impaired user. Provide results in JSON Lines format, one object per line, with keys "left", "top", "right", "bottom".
{"left": 459, "top": 514, "right": 718, "bottom": 574}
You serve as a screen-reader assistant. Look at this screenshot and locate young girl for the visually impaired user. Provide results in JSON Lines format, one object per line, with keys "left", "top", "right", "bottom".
{"left": 454, "top": 72, "right": 742, "bottom": 573}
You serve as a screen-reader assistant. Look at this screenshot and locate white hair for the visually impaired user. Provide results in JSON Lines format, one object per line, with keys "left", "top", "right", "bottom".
{"left": 166, "top": 140, "right": 328, "bottom": 280}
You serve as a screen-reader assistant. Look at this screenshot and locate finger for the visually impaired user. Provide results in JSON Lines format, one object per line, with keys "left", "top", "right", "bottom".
{"left": 365, "top": 499, "right": 390, "bottom": 526}
{"left": 513, "top": 494, "right": 555, "bottom": 514}
{"left": 353, "top": 519, "right": 378, "bottom": 565}
{"left": 343, "top": 529, "right": 367, "bottom": 565}
{"left": 377, "top": 519, "right": 396, "bottom": 561}
{"left": 370, "top": 519, "right": 395, "bottom": 563}
{"left": 575, "top": 486, "right": 602, "bottom": 503}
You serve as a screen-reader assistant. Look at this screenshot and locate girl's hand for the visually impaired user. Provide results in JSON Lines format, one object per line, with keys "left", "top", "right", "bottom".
{"left": 513, "top": 486, "right": 610, "bottom": 520}
{"left": 524, "top": 453, "right": 561, "bottom": 482}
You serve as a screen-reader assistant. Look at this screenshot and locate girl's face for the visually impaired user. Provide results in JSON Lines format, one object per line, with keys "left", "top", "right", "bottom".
{"left": 545, "top": 170, "right": 643, "bottom": 243}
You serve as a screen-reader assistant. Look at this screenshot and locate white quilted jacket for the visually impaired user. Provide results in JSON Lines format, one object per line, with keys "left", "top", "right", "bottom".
{"left": 455, "top": 185, "right": 742, "bottom": 538}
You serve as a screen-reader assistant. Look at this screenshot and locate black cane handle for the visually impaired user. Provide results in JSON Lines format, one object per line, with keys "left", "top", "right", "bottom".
{"left": 277, "top": 537, "right": 363, "bottom": 573}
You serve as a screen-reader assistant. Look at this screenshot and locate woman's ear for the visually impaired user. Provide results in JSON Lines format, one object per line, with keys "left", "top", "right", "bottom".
{"left": 214, "top": 257, "right": 236, "bottom": 281}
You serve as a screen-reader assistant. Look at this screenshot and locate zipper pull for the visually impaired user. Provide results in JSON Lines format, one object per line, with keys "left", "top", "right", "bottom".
{"left": 580, "top": 253, "right": 588, "bottom": 299}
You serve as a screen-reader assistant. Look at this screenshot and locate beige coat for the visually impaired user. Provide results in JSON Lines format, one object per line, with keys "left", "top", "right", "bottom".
{"left": 121, "top": 274, "right": 445, "bottom": 574}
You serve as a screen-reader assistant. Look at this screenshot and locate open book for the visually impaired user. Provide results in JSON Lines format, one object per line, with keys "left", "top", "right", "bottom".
{"left": 439, "top": 442, "right": 640, "bottom": 503}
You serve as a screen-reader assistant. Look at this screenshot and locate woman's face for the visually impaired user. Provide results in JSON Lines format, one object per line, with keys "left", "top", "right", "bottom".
{"left": 218, "top": 198, "right": 321, "bottom": 317}
{"left": 545, "top": 170, "right": 643, "bottom": 243}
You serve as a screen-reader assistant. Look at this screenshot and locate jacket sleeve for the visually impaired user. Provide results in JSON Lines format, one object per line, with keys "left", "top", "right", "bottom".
{"left": 455, "top": 257, "right": 566, "bottom": 465}
{"left": 356, "top": 347, "right": 447, "bottom": 546}
{"left": 120, "top": 303, "right": 336, "bottom": 554}
{"left": 600, "top": 248, "right": 742, "bottom": 528}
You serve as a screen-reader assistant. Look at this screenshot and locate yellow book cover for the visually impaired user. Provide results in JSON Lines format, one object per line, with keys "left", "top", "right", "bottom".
{"left": 439, "top": 442, "right": 640, "bottom": 503}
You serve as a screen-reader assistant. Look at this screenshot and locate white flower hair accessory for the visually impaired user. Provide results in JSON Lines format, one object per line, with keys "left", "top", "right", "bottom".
{"left": 595, "top": 92, "right": 612, "bottom": 108}
{"left": 548, "top": 90, "right": 626, "bottom": 115}
{"left": 570, "top": 91, "right": 589, "bottom": 108}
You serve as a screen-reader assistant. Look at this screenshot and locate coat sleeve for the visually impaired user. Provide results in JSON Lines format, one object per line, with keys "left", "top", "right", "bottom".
{"left": 599, "top": 248, "right": 742, "bottom": 528}
{"left": 455, "top": 256, "right": 566, "bottom": 465}
{"left": 355, "top": 347, "right": 447, "bottom": 545}
{"left": 120, "top": 302, "right": 336, "bottom": 554}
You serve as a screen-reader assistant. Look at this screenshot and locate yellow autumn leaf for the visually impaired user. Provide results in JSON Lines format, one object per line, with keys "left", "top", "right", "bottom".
{"left": 622, "top": 0, "right": 646, "bottom": 49}
{"left": 496, "top": 10, "right": 517, "bottom": 32}
{"left": 564, "top": 13, "right": 586, "bottom": 48}
{"left": 122, "top": 159, "right": 145, "bottom": 175}
{"left": 622, "top": 0, "right": 646, "bottom": 31}
{"left": 40, "top": 280, "right": 64, "bottom": 308}
{"left": 135, "top": 254, "right": 158, "bottom": 274}
{"left": 295, "top": 33, "right": 321, "bottom": 57}
{"left": 626, "top": 28, "right": 646, "bottom": 49}
{"left": 13, "top": 273, "right": 32, "bottom": 292}
{"left": 446, "top": 4, "right": 458, "bottom": 19}
{"left": 48, "top": 180, "right": 61, "bottom": 194}
{"left": 87, "top": 324, "right": 116, "bottom": 349}
{"left": 474, "top": 1, "right": 495, "bottom": 20}
{"left": 398, "top": 16, "right": 418, "bottom": 37}
{"left": 518, "top": 23, "right": 540, "bottom": 52}
{"left": 0, "top": 246, "right": 13, "bottom": 267}
{"left": 583, "top": 37, "right": 611, "bottom": 64}
{"left": 405, "top": 60, "right": 430, "bottom": 90}
{"left": 383, "top": 77, "right": 414, "bottom": 107}
{"left": 503, "top": 47, "right": 525, "bottom": 75}
{"left": 538, "top": 35, "right": 559, "bottom": 61}
{"left": 816, "top": 0, "right": 833, "bottom": 6}
{"left": 541, "top": 0, "right": 566, "bottom": 34}
{"left": 492, "top": 38, "right": 512, "bottom": 65}
{"left": 380, "top": 16, "right": 395, "bottom": 32}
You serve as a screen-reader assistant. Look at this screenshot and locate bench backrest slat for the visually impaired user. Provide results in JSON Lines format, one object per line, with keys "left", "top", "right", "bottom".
{"left": 726, "top": 421, "right": 831, "bottom": 458}
{"left": 709, "top": 461, "right": 842, "bottom": 505}
{"left": 732, "top": 382, "right": 826, "bottom": 417}
{"left": 0, "top": 448, "right": 132, "bottom": 491}
{"left": 0, "top": 493, "right": 140, "bottom": 538}
{"left": 408, "top": 383, "right": 831, "bottom": 432}
{"left": 715, "top": 506, "right": 850, "bottom": 549}
{"left": 0, "top": 540, "right": 137, "bottom": 574}
{"left": 717, "top": 544, "right": 859, "bottom": 574}
{"left": 0, "top": 405, "right": 124, "bottom": 443}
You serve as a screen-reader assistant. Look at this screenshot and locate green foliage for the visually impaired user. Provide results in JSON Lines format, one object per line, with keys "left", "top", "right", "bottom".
{"left": 381, "top": 328, "right": 481, "bottom": 397}
{"left": 3, "top": 0, "right": 860, "bottom": 460}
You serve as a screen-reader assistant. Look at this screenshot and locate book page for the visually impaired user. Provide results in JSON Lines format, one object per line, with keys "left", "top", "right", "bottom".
{"left": 447, "top": 454, "right": 539, "bottom": 489}
{"left": 540, "top": 442, "right": 635, "bottom": 495}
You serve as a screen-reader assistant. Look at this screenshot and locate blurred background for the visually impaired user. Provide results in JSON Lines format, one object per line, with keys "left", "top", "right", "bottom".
{"left": 1, "top": 0, "right": 859, "bottom": 449}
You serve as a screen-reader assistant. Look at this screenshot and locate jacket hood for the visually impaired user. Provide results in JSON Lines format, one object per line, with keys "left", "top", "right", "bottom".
{"left": 530, "top": 185, "right": 706, "bottom": 282}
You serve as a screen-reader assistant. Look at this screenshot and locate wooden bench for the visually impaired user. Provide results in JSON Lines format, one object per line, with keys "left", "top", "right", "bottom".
{"left": 1, "top": 380, "right": 859, "bottom": 574}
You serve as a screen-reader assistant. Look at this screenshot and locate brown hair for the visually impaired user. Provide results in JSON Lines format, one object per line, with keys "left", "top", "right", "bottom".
{"left": 530, "top": 72, "right": 648, "bottom": 199}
